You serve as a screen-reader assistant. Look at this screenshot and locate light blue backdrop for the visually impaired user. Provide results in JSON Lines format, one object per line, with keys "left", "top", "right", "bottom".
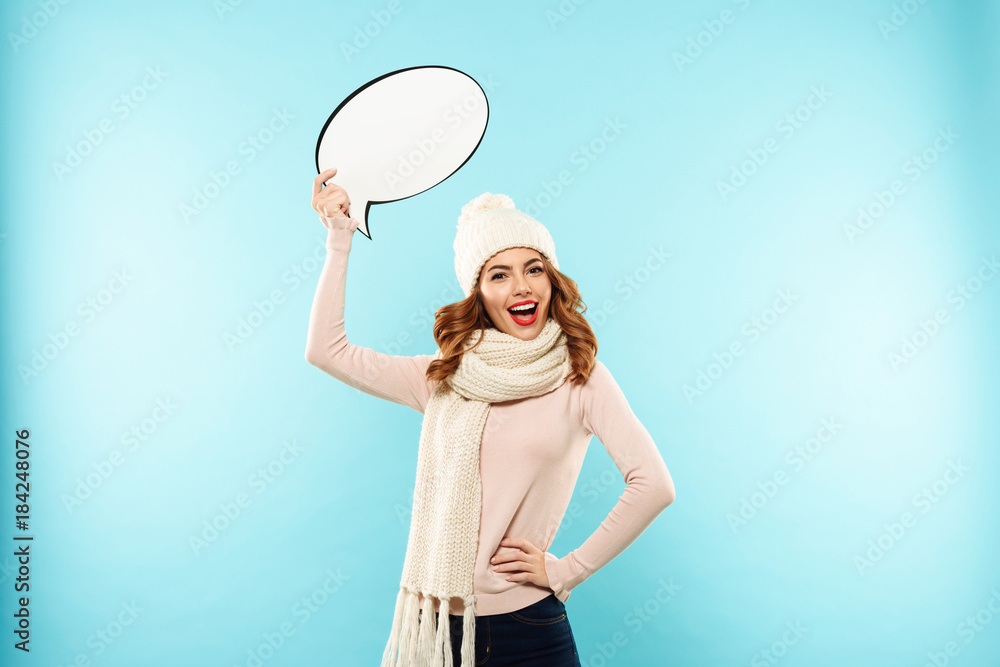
{"left": 2, "top": 0, "right": 998, "bottom": 665}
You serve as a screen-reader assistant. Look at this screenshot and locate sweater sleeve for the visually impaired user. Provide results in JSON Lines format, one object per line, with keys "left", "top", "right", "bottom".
{"left": 304, "top": 215, "right": 439, "bottom": 414}
{"left": 544, "top": 360, "right": 676, "bottom": 601}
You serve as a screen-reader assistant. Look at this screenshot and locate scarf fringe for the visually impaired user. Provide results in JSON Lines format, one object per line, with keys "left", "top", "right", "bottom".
{"left": 460, "top": 596, "right": 475, "bottom": 666}
{"left": 432, "top": 595, "right": 450, "bottom": 667}
{"left": 417, "top": 594, "right": 435, "bottom": 660}
{"left": 380, "top": 586, "right": 477, "bottom": 666}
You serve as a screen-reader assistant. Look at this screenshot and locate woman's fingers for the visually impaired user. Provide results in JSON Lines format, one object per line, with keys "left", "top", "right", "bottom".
{"left": 320, "top": 199, "right": 347, "bottom": 218}
{"left": 491, "top": 537, "right": 542, "bottom": 582}
{"left": 499, "top": 537, "right": 537, "bottom": 553}
{"left": 312, "top": 167, "right": 338, "bottom": 197}
{"left": 492, "top": 538, "right": 539, "bottom": 565}
{"left": 492, "top": 556, "right": 542, "bottom": 584}
{"left": 318, "top": 189, "right": 349, "bottom": 213}
{"left": 489, "top": 538, "right": 549, "bottom": 587}
{"left": 312, "top": 168, "right": 353, "bottom": 217}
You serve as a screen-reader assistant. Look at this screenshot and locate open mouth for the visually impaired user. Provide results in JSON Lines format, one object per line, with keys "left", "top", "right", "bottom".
{"left": 507, "top": 302, "right": 538, "bottom": 326}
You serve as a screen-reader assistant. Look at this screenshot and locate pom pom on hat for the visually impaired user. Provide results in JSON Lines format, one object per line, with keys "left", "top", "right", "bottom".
{"left": 457, "top": 192, "right": 515, "bottom": 227}
{"left": 453, "top": 192, "right": 558, "bottom": 299}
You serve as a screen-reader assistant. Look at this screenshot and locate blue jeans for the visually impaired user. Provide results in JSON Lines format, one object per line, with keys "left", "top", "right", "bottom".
{"left": 446, "top": 593, "right": 581, "bottom": 666}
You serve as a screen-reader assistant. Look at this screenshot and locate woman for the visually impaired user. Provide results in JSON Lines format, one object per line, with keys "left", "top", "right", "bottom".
{"left": 305, "top": 167, "right": 676, "bottom": 666}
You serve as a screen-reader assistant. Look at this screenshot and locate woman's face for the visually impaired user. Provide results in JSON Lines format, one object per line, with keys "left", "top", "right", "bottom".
{"left": 477, "top": 247, "right": 552, "bottom": 341}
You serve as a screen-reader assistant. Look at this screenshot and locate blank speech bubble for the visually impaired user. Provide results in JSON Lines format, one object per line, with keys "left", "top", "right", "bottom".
{"left": 315, "top": 65, "right": 490, "bottom": 239}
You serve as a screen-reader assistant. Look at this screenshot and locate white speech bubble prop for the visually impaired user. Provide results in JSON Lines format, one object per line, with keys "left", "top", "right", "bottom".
{"left": 315, "top": 65, "right": 490, "bottom": 239}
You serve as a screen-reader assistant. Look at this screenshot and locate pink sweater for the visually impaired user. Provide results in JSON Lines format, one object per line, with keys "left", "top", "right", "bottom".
{"left": 305, "top": 215, "right": 676, "bottom": 616}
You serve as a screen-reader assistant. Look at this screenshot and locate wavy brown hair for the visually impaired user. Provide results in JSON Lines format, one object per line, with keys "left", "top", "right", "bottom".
{"left": 426, "top": 254, "right": 598, "bottom": 386}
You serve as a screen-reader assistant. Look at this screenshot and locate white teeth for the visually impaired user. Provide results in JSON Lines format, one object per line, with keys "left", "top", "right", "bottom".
{"left": 509, "top": 303, "right": 535, "bottom": 312}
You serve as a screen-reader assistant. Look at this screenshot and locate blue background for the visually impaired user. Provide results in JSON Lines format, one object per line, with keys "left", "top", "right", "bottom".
{"left": 2, "top": 0, "right": 999, "bottom": 665}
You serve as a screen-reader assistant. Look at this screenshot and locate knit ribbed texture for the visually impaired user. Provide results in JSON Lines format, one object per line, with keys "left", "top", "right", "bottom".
{"left": 453, "top": 192, "right": 559, "bottom": 299}
{"left": 380, "top": 317, "right": 571, "bottom": 666}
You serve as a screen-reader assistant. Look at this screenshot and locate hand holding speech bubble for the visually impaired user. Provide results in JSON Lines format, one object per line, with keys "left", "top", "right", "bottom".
{"left": 315, "top": 65, "right": 489, "bottom": 239}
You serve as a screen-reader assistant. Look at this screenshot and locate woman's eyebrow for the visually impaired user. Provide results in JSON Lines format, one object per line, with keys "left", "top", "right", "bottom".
{"left": 487, "top": 258, "right": 542, "bottom": 272}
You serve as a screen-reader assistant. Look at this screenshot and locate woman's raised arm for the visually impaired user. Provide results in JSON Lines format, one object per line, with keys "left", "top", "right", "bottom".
{"left": 304, "top": 169, "right": 438, "bottom": 413}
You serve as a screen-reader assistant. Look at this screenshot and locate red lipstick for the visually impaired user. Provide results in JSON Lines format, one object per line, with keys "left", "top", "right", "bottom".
{"left": 507, "top": 300, "right": 539, "bottom": 326}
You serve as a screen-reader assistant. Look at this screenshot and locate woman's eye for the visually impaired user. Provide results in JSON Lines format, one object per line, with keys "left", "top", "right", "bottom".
{"left": 491, "top": 267, "right": 541, "bottom": 281}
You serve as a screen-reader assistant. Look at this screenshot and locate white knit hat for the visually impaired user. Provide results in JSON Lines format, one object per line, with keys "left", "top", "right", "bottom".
{"left": 454, "top": 192, "right": 559, "bottom": 298}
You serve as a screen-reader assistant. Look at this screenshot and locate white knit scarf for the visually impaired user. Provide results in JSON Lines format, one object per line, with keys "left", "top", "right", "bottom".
{"left": 380, "top": 317, "right": 571, "bottom": 666}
